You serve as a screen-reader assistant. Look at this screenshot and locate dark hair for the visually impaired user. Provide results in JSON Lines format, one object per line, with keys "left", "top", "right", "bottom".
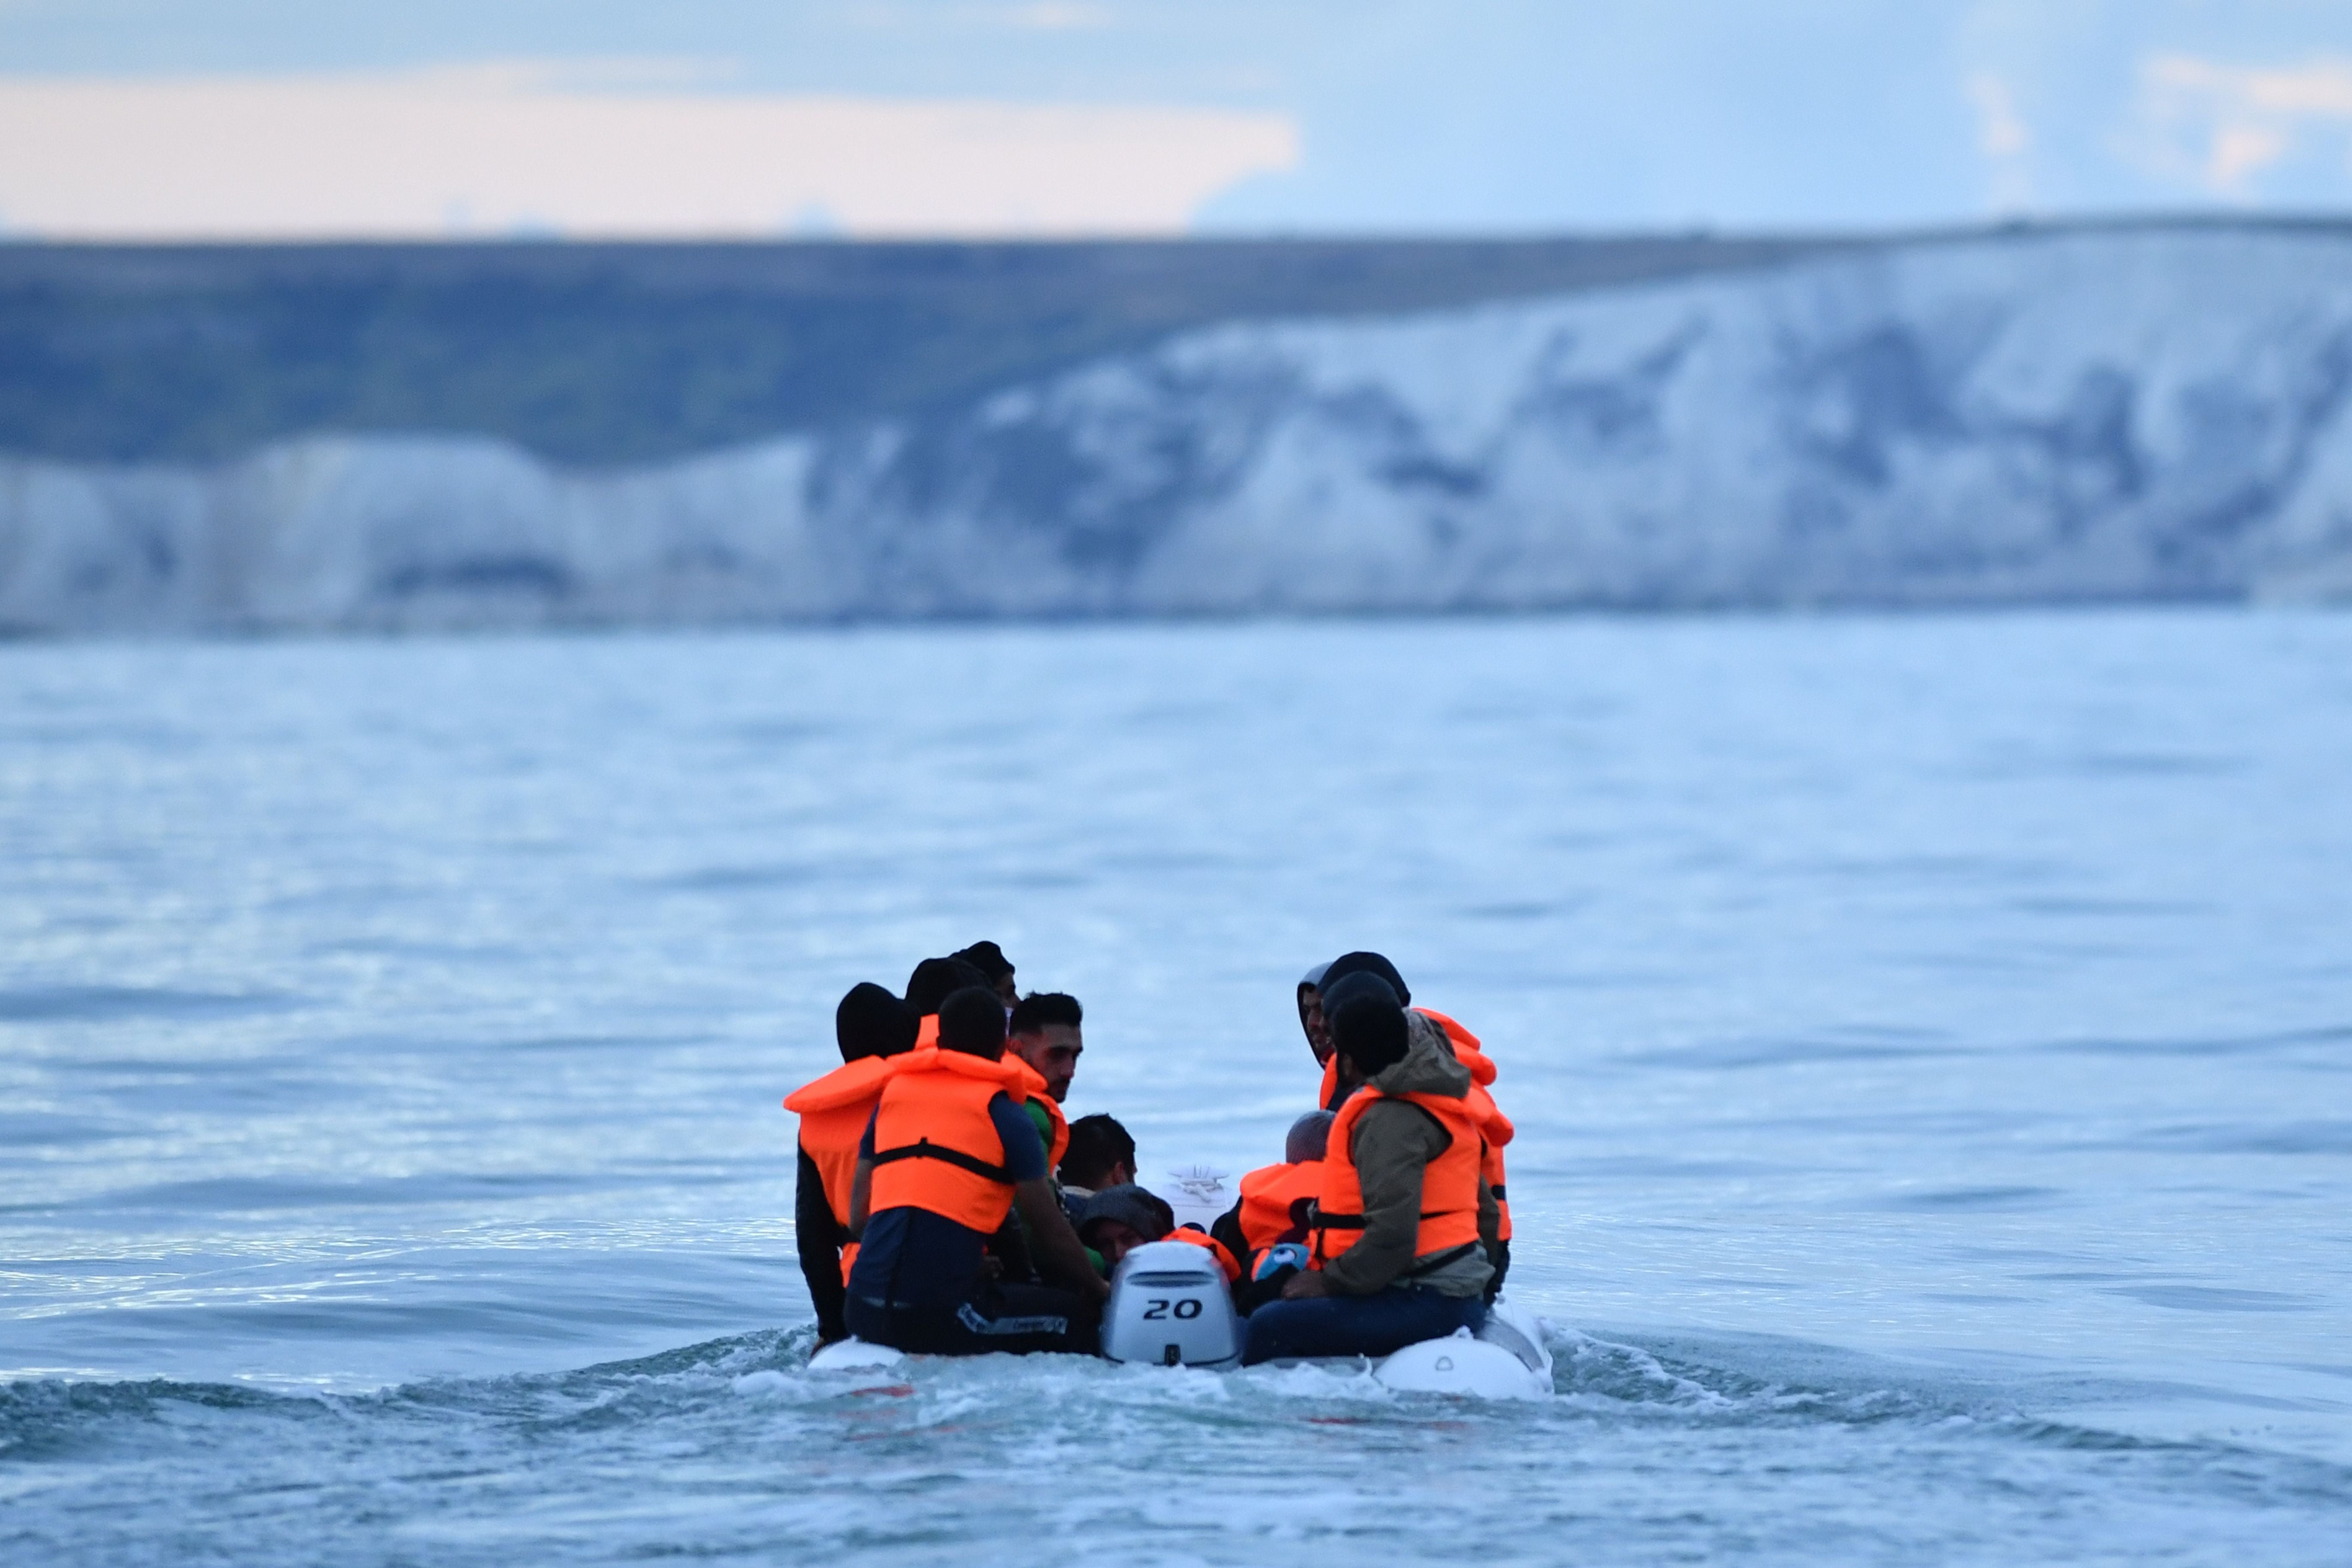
{"left": 834, "top": 982, "right": 918, "bottom": 1063}
{"left": 1321, "top": 951, "right": 1410, "bottom": 1006}
{"left": 1332, "top": 991, "right": 1410, "bottom": 1077}
{"left": 950, "top": 941, "right": 1014, "bottom": 983}
{"left": 937, "top": 986, "right": 1008, "bottom": 1058}
{"left": 1008, "top": 991, "right": 1082, "bottom": 1037}
{"left": 906, "top": 957, "right": 990, "bottom": 1017}
{"left": 1059, "top": 1112, "right": 1136, "bottom": 1189}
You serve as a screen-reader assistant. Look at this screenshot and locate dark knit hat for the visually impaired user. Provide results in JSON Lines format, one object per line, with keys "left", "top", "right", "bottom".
{"left": 1320, "top": 951, "right": 1410, "bottom": 1005}
{"left": 950, "top": 941, "right": 1014, "bottom": 983}
{"left": 906, "top": 957, "right": 990, "bottom": 1017}
{"left": 1317, "top": 969, "right": 1400, "bottom": 1019}
{"left": 1331, "top": 989, "right": 1410, "bottom": 1076}
{"left": 835, "top": 982, "right": 918, "bottom": 1063}
{"left": 1078, "top": 1184, "right": 1173, "bottom": 1245}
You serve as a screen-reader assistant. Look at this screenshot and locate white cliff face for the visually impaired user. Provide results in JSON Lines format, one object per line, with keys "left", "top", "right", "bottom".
{"left": 6, "top": 226, "right": 2352, "bottom": 634}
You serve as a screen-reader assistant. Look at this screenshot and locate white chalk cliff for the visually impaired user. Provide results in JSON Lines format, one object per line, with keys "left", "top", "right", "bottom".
{"left": 6, "top": 226, "right": 2352, "bottom": 633}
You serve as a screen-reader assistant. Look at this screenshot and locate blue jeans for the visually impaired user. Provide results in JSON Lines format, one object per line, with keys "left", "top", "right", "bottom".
{"left": 1241, "top": 1285, "right": 1485, "bottom": 1365}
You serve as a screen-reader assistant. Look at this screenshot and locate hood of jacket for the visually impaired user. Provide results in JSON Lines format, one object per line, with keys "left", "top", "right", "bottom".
{"left": 1369, "top": 1011, "right": 1474, "bottom": 1100}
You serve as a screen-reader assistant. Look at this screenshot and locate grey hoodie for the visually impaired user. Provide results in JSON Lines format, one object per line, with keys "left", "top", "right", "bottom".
{"left": 1320, "top": 1011, "right": 1499, "bottom": 1298}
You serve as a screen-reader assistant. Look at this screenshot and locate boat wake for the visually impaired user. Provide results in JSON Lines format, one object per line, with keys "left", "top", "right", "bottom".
{"left": 8, "top": 1317, "right": 2347, "bottom": 1566}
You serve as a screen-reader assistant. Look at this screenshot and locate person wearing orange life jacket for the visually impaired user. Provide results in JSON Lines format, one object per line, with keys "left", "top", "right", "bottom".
{"left": 1004, "top": 991, "right": 1081, "bottom": 1172}
{"left": 992, "top": 990, "right": 1085, "bottom": 1281}
{"left": 1309, "top": 972, "right": 1510, "bottom": 1277}
{"left": 1210, "top": 1109, "right": 1334, "bottom": 1314}
{"left": 1309, "top": 951, "right": 1412, "bottom": 1111}
{"left": 845, "top": 987, "right": 1109, "bottom": 1355}
{"left": 900, "top": 955, "right": 1041, "bottom": 1277}
{"left": 1241, "top": 986, "right": 1498, "bottom": 1364}
{"left": 1314, "top": 950, "right": 1514, "bottom": 1299}
{"left": 1296, "top": 961, "right": 1335, "bottom": 1094}
{"left": 783, "top": 983, "right": 919, "bottom": 1346}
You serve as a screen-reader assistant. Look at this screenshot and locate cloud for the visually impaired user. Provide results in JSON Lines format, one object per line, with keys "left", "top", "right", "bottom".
{"left": 2132, "top": 53, "right": 2352, "bottom": 197}
{"left": 0, "top": 63, "right": 1298, "bottom": 238}
{"left": 1965, "top": 70, "right": 2033, "bottom": 211}
{"left": 1966, "top": 73, "right": 2031, "bottom": 159}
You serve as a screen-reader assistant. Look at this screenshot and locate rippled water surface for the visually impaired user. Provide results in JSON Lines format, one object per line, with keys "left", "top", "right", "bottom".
{"left": 3, "top": 610, "right": 2349, "bottom": 1565}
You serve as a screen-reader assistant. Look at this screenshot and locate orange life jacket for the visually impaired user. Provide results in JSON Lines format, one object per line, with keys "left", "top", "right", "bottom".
{"left": 1308, "top": 1082, "right": 1486, "bottom": 1274}
{"left": 1450, "top": 1054, "right": 1514, "bottom": 1243}
{"left": 1237, "top": 1159, "right": 1326, "bottom": 1253}
{"left": 1317, "top": 1006, "right": 1515, "bottom": 1240}
{"left": 1008, "top": 1055, "right": 1071, "bottom": 1172}
{"left": 1413, "top": 1007, "right": 1478, "bottom": 1053}
{"left": 865, "top": 1046, "right": 1031, "bottom": 1233}
{"left": 1165, "top": 1225, "right": 1242, "bottom": 1283}
{"left": 783, "top": 1055, "right": 897, "bottom": 1228}
{"left": 1414, "top": 1008, "right": 1514, "bottom": 1243}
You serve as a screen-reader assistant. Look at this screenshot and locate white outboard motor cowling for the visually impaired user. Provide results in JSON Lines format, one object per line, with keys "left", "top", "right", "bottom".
{"left": 1099, "top": 1241, "right": 1242, "bottom": 1368}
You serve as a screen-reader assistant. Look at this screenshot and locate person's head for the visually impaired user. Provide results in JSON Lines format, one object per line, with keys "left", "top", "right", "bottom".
{"left": 834, "top": 982, "right": 919, "bottom": 1063}
{"left": 1330, "top": 987, "right": 1410, "bottom": 1090}
{"left": 1006, "top": 992, "right": 1083, "bottom": 1102}
{"left": 1317, "top": 968, "right": 1399, "bottom": 1023}
{"left": 1320, "top": 951, "right": 1410, "bottom": 1007}
{"left": 906, "top": 957, "right": 991, "bottom": 1017}
{"left": 951, "top": 941, "right": 1019, "bottom": 1008}
{"left": 1284, "top": 1109, "right": 1335, "bottom": 1165}
{"left": 1077, "top": 1184, "right": 1173, "bottom": 1270}
{"left": 1297, "top": 961, "right": 1332, "bottom": 1066}
{"left": 936, "top": 986, "right": 1008, "bottom": 1059}
{"left": 1059, "top": 1112, "right": 1136, "bottom": 1191}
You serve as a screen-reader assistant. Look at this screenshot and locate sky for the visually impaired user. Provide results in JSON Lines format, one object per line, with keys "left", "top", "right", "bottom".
{"left": 3, "top": 0, "right": 2351, "bottom": 238}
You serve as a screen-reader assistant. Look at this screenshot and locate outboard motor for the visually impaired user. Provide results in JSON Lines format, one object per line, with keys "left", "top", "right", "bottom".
{"left": 1099, "top": 1240, "right": 1242, "bottom": 1368}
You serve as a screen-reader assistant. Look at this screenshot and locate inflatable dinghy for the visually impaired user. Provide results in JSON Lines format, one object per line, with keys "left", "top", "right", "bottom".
{"left": 807, "top": 1337, "right": 910, "bottom": 1372}
{"left": 811, "top": 1238, "right": 1552, "bottom": 1399}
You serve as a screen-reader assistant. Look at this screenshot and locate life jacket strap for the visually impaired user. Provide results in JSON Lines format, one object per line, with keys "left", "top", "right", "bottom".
{"left": 870, "top": 1137, "right": 1013, "bottom": 1184}
{"left": 1398, "top": 1241, "right": 1482, "bottom": 1279}
{"left": 1308, "top": 1206, "right": 1467, "bottom": 1231}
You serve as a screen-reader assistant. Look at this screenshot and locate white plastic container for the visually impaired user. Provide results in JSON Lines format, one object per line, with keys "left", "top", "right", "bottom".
{"left": 1148, "top": 1164, "right": 1235, "bottom": 1235}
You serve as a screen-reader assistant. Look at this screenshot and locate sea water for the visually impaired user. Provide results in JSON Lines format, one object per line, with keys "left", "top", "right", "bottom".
{"left": 2, "top": 609, "right": 2347, "bottom": 1565}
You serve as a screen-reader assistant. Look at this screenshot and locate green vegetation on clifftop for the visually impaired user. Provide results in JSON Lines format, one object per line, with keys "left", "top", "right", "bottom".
{"left": 0, "top": 236, "right": 1836, "bottom": 466}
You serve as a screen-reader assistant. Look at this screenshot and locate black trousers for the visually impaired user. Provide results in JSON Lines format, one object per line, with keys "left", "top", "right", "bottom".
{"left": 846, "top": 1278, "right": 1098, "bottom": 1357}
